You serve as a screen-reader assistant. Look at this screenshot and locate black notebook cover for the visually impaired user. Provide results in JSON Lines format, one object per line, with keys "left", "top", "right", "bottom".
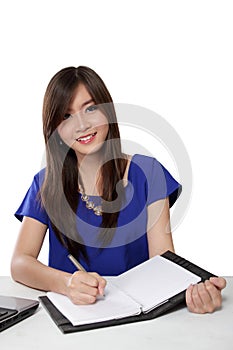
{"left": 39, "top": 251, "right": 216, "bottom": 334}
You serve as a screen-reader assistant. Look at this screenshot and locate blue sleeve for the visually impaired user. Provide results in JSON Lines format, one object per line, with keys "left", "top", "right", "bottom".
{"left": 14, "top": 170, "right": 49, "bottom": 225}
{"left": 147, "top": 157, "right": 182, "bottom": 207}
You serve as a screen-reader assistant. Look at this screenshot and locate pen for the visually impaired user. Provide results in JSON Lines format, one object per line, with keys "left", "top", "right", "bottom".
{"left": 68, "top": 254, "right": 87, "bottom": 272}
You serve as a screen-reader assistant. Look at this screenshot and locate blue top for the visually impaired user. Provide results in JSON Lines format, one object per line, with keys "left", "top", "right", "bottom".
{"left": 15, "top": 154, "right": 181, "bottom": 276}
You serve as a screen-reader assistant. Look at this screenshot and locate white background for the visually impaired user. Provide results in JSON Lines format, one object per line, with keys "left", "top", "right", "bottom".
{"left": 0, "top": 0, "right": 232, "bottom": 276}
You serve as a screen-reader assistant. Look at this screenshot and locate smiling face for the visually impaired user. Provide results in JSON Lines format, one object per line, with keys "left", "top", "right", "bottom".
{"left": 57, "top": 83, "right": 109, "bottom": 161}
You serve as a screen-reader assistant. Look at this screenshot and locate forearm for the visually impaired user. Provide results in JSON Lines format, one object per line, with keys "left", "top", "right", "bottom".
{"left": 11, "top": 254, "right": 71, "bottom": 295}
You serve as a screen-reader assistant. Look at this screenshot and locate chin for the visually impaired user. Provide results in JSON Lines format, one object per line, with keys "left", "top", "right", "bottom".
{"left": 74, "top": 142, "right": 106, "bottom": 158}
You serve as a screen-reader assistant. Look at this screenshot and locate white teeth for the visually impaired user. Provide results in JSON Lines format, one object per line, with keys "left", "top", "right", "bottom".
{"left": 78, "top": 133, "right": 96, "bottom": 142}
{"left": 79, "top": 135, "right": 92, "bottom": 141}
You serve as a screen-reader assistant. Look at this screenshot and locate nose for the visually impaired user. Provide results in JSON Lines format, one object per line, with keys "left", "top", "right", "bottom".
{"left": 73, "top": 112, "right": 91, "bottom": 133}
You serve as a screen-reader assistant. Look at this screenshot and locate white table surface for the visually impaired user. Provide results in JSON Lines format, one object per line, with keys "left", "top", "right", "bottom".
{"left": 0, "top": 276, "right": 232, "bottom": 350}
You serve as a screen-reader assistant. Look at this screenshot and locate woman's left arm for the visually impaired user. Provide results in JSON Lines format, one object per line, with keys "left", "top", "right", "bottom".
{"left": 147, "top": 197, "right": 174, "bottom": 257}
{"left": 147, "top": 197, "right": 227, "bottom": 313}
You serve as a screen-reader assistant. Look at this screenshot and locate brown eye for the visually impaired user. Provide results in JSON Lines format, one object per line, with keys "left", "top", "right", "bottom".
{"left": 63, "top": 113, "right": 71, "bottom": 120}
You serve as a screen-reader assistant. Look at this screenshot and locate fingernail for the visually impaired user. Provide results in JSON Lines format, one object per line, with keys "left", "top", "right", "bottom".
{"left": 209, "top": 277, "right": 217, "bottom": 282}
{"left": 99, "top": 287, "right": 105, "bottom": 297}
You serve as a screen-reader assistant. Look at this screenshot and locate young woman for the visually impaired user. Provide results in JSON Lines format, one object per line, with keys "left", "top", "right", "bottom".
{"left": 11, "top": 66, "right": 226, "bottom": 313}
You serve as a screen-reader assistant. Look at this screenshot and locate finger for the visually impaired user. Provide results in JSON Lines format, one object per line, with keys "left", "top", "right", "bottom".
{"left": 78, "top": 281, "right": 99, "bottom": 296}
{"left": 89, "top": 273, "right": 107, "bottom": 296}
{"left": 81, "top": 272, "right": 100, "bottom": 288}
{"left": 98, "top": 282, "right": 106, "bottom": 296}
{"left": 69, "top": 271, "right": 103, "bottom": 301}
{"left": 98, "top": 277, "right": 107, "bottom": 296}
{"left": 70, "top": 272, "right": 99, "bottom": 293}
{"left": 70, "top": 291, "right": 97, "bottom": 305}
{"left": 197, "top": 281, "right": 216, "bottom": 313}
{"left": 193, "top": 281, "right": 222, "bottom": 313}
{"left": 80, "top": 273, "right": 105, "bottom": 298}
{"left": 191, "top": 283, "right": 207, "bottom": 313}
{"left": 209, "top": 277, "right": 227, "bottom": 290}
{"left": 204, "top": 280, "right": 222, "bottom": 310}
{"left": 186, "top": 285, "right": 195, "bottom": 312}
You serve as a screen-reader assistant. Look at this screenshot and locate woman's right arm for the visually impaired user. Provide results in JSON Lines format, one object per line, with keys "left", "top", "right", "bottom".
{"left": 11, "top": 216, "right": 73, "bottom": 294}
{"left": 11, "top": 216, "right": 106, "bottom": 303}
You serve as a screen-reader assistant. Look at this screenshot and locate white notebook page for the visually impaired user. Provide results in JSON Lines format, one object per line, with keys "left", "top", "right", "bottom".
{"left": 47, "top": 281, "right": 141, "bottom": 326}
{"left": 112, "top": 255, "right": 201, "bottom": 312}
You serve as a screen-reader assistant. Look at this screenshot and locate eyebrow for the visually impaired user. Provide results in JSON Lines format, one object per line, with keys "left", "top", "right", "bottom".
{"left": 81, "top": 99, "right": 94, "bottom": 108}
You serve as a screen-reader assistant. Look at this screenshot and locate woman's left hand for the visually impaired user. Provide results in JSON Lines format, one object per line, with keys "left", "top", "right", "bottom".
{"left": 186, "top": 277, "right": 226, "bottom": 314}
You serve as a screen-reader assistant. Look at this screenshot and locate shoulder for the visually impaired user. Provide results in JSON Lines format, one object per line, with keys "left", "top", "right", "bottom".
{"left": 128, "top": 154, "right": 182, "bottom": 207}
{"left": 34, "top": 167, "right": 46, "bottom": 179}
{"left": 14, "top": 167, "right": 49, "bottom": 224}
{"left": 129, "top": 154, "right": 162, "bottom": 175}
{"left": 126, "top": 154, "right": 163, "bottom": 189}
{"left": 131, "top": 153, "right": 160, "bottom": 164}
{"left": 32, "top": 168, "right": 46, "bottom": 187}
{"left": 23, "top": 168, "right": 46, "bottom": 195}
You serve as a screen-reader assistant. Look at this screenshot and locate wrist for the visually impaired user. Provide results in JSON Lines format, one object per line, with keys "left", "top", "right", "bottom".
{"left": 49, "top": 269, "right": 72, "bottom": 296}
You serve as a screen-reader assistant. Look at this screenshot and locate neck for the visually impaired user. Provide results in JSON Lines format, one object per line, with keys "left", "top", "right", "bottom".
{"left": 77, "top": 153, "right": 103, "bottom": 195}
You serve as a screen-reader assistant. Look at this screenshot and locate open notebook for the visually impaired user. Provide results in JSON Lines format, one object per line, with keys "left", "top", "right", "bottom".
{"left": 46, "top": 254, "right": 201, "bottom": 326}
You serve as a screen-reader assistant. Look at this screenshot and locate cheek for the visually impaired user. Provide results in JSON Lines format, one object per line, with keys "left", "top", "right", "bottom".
{"left": 57, "top": 124, "right": 73, "bottom": 144}
{"left": 94, "top": 115, "right": 109, "bottom": 134}
{"left": 97, "top": 124, "right": 109, "bottom": 138}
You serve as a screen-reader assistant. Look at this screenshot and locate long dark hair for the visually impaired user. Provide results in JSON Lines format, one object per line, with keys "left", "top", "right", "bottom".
{"left": 40, "top": 66, "right": 127, "bottom": 261}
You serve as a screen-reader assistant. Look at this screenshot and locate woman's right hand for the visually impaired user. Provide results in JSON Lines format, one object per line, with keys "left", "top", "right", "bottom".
{"left": 66, "top": 271, "right": 107, "bottom": 305}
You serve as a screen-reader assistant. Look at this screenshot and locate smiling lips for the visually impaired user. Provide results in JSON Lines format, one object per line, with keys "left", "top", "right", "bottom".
{"left": 77, "top": 132, "right": 97, "bottom": 144}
